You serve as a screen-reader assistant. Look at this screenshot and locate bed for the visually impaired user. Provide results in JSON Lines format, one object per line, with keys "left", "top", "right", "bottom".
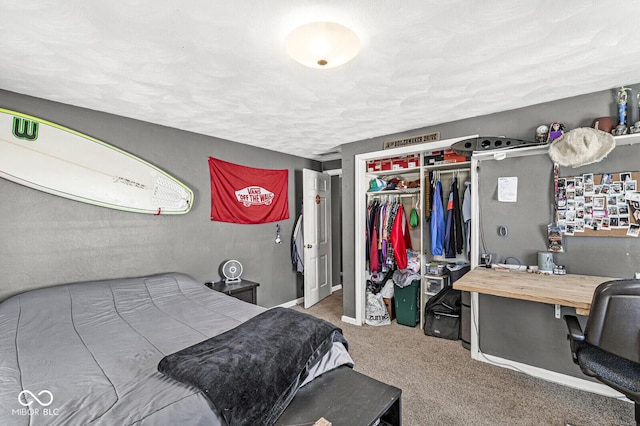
{"left": 0, "top": 272, "right": 353, "bottom": 426}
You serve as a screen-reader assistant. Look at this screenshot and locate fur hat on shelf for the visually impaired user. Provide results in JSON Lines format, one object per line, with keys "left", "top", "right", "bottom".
{"left": 548, "top": 127, "right": 615, "bottom": 168}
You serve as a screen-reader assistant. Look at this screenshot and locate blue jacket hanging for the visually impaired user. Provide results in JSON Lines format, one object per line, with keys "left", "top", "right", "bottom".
{"left": 430, "top": 180, "right": 445, "bottom": 256}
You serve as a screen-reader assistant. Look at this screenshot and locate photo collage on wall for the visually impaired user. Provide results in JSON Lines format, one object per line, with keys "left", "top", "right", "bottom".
{"left": 554, "top": 170, "right": 640, "bottom": 238}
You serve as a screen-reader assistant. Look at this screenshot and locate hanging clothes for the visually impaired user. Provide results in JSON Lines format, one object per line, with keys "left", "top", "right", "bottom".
{"left": 453, "top": 177, "right": 464, "bottom": 254}
{"left": 403, "top": 204, "right": 413, "bottom": 251}
{"left": 430, "top": 180, "right": 445, "bottom": 256}
{"left": 366, "top": 201, "right": 372, "bottom": 262}
{"left": 384, "top": 201, "right": 397, "bottom": 269}
{"left": 444, "top": 177, "right": 463, "bottom": 258}
{"left": 424, "top": 171, "right": 433, "bottom": 221}
{"left": 366, "top": 200, "right": 380, "bottom": 268}
{"left": 367, "top": 195, "right": 416, "bottom": 271}
{"left": 364, "top": 200, "right": 381, "bottom": 270}
{"left": 384, "top": 207, "right": 393, "bottom": 269}
{"left": 380, "top": 202, "right": 388, "bottom": 267}
{"left": 370, "top": 210, "right": 380, "bottom": 272}
{"left": 291, "top": 205, "right": 304, "bottom": 272}
{"left": 444, "top": 181, "right": 455, "bottom": 258}
{"left": 462, "top": 181, "right": 472, "bottom": 258}
{"left": 391, "top": 204, "right": 409, "bottom": 269}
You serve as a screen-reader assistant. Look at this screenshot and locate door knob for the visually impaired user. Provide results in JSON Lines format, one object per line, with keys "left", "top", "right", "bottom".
{"left": 306, "top": 244, "right": 313, "bottom": 248}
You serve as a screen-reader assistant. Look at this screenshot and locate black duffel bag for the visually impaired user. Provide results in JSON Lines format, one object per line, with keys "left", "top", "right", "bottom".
{"left": 424, "top": 286, "right": 461, "bottom": 340}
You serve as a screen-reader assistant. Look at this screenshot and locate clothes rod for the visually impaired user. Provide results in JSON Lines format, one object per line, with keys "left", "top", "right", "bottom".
{"left": 429, "top": 167, "right": 471, "bottom": 174}
{"left": 367, "top": 192, "right": 419, "bottom": 198}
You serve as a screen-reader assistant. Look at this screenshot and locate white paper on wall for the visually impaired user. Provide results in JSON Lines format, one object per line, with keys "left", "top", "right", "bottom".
{"left": 498, "top": 177, "right": 518, "bottom": 202}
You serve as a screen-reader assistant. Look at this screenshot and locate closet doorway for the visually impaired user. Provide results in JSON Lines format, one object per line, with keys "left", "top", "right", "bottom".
{"left": 352, "top": 134, "right": 477, "bottom": 325}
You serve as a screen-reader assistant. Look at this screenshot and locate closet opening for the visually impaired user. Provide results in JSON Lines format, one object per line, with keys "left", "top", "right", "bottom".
{"left": 353, "top": 134, "right": 478, "bottom": 326}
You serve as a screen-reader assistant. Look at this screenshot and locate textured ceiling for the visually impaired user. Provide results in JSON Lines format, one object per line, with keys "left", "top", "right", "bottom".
{"left": 2, "top": 1, "right": 640, "bottom": 160}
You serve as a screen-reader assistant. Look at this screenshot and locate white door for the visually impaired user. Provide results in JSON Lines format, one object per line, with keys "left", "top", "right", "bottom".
{"left": 303, "top": 169, "right": 332, "bottom": 308}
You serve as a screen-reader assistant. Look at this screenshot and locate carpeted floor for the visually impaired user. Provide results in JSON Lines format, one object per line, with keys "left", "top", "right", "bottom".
{"left": 293, "top": 291, "right": 634, "bottom": 426}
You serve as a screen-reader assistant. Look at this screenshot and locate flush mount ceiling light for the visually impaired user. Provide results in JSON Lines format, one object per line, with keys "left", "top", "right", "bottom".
{"left": 285, "top": 22, "right": 360, "bottom": 69}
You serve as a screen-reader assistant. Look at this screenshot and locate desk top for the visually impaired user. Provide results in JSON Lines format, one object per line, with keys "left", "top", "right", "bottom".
{"left": 452, "top": 267, "right": 618, "bottom": 315}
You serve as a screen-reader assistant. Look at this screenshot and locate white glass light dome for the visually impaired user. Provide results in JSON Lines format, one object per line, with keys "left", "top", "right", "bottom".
{"left": 285, "top": 22, "right": 360, "bottom": 69}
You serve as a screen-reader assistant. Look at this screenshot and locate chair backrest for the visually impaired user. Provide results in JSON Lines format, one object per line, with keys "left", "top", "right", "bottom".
{"left": 585, "top": 279, "right": 640, "bottom": 363}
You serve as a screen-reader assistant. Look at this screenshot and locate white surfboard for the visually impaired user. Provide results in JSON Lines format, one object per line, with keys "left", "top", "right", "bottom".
{"left": 0, "top": 108, "right": 194, "bottom": 215}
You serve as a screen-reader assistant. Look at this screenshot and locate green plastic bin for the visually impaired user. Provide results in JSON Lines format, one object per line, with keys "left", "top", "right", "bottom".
{"left": 393, "top": 280, "right": 420, "bottom": 327}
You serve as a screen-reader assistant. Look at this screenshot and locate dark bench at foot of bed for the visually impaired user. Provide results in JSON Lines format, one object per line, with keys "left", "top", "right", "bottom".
{"left": 276, "top": 365, "right": 402, "bottom": 426}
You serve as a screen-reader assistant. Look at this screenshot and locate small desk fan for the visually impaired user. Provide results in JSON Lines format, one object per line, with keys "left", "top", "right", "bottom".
{"left": 221, "top": 260, "right": 243, "bottom": 284}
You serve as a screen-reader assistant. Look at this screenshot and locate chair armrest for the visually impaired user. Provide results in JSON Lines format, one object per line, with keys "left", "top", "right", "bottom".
{"left": 564, "top": 315, "right": 586, "bottom": 364}
{"left": 564, "top": 315, "right": 585, "bottom": 341}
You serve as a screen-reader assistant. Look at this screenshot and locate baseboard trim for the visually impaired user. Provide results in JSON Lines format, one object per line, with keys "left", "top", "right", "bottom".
{"left": 475, "top": 352, "right": 628, "bottom": 400}
{"left": 278, "top": 284, "right": 342, "bottom": 309}
{"left": 277, "top": 297, "right": 304, "bottom": 308}
{"left": 341, "top": 315, "right": 359, "bottom": 325}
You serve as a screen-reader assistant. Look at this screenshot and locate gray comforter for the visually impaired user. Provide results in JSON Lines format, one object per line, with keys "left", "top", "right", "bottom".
{"left": 0, "top": 272, "right": 352, "bottom": 425}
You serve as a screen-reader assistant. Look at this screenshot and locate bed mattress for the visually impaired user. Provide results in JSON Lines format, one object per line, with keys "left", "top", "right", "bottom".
{"left": 0, "top": 272, "right": 351, "bottom": 425}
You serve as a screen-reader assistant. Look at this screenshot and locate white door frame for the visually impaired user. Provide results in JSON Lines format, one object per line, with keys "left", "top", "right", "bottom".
{"left": 324, "top": 168, "right": 342, "bottom": 291}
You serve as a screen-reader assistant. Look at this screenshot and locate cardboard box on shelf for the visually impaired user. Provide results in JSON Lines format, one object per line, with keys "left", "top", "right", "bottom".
{"left": 406, "top": 154, "right": 419, "bottom": 168}
{"left": 367, "top": 160, "right": 381, "bottom": 172}
{"left": 392, "top": 157, "right": 407, "bottom": 170}
{"left": 424, "top": 150, "right": 444, "bottom": 165}
{"left": 369, "top": 154, "right": 421, "bottom": 172}
{"left": 443, "top": 148, "right": 469, "bottom": 163}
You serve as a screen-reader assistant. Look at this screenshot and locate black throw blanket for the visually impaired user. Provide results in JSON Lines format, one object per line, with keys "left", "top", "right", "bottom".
{"left": 158, "top": 307, "right": 348, "bottom": 426}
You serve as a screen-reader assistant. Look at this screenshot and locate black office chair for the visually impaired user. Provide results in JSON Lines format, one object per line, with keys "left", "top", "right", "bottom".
{"left": 564, "top": 279, "right": 640, "bottom": 425}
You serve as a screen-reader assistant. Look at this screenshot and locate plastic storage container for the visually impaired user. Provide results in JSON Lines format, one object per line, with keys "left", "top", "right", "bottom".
{"left": 393, "top": 280, "right": 420, "bottom": 327}
{"left": 425, "top": 275, "right": 449, "bottom": 294}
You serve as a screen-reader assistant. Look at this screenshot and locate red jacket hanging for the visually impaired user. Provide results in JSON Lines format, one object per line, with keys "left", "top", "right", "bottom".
{"left": 391, "top": 204, "right": 412, "bottom": 269}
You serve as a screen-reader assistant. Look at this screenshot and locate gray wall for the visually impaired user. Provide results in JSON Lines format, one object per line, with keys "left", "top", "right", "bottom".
{"left": 477, "top": 141, "right": 640, "bottom": 276}
{"left": 0, "top": 90, "right": 319, "bottom": 307}
{"left": 479, "top": 295, "right": 583, "bottom": 377}
{"left": 341, "top": 84, "right": 640, "bottom": 318}
{"left": 475, "top": 140, "right": 640, "bottom": 378}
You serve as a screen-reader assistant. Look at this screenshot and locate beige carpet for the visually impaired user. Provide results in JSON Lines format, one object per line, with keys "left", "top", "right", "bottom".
{"left": 293, "top": 291, "right": 634, "bottom": 426}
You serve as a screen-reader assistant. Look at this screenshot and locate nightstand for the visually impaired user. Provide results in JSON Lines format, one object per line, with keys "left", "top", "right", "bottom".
{"left": 205, "top": 279, "right": 260, "bottom": 305}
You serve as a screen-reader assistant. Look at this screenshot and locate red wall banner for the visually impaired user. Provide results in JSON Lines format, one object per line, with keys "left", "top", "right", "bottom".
{"left": 208, "top": 157, "right": 289, "bottom": 224}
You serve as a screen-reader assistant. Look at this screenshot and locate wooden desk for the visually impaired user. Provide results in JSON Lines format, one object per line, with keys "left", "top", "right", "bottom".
{"left": 451, "top": 267, "right": 626, "bottom": 398}
{"left": 452, "top": 267, "right": 617, "bottom": 316}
